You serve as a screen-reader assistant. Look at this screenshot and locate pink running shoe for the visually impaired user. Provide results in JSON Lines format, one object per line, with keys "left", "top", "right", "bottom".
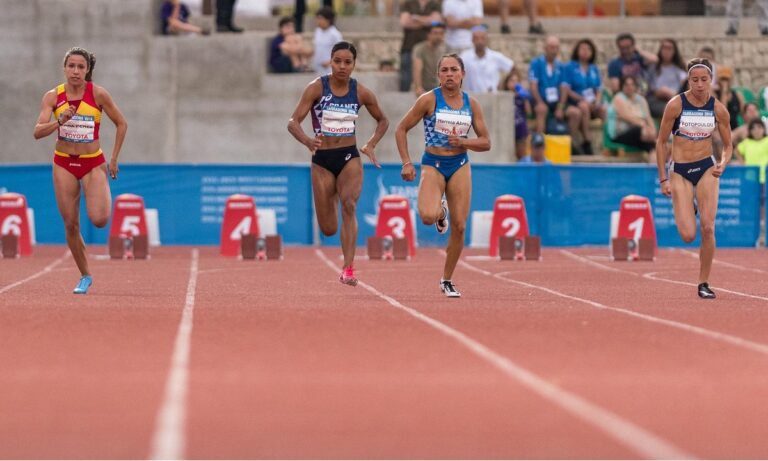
{"left": 339, "top": 266, "right": 358, "bottom": 286}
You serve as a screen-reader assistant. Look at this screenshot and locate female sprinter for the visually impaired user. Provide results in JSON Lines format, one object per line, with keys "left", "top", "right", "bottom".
{"left": 395, "top": 54, "right": 491, "bottom": 298}
{"left": 656, "top": 58, "right": 731, "bottom": 299}
{"left": 287, "top": 41, "right": 389, "bottom": 286}
{"left": 33, "top": 47, "right": 128, "bottom": 295}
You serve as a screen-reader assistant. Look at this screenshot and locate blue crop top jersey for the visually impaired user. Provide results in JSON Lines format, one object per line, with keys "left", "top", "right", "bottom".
{"left": 672, "top": 93, "right": 717, "bottom": 141}
{"left": 311, "top": 75, "right": 360, "bottom": 137}
{"left": 423, "top": 87, "right": 473, "bottom": 148}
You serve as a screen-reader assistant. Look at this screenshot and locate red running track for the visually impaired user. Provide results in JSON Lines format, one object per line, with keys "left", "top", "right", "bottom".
{"left": 1, "top": 245, "right": 768, "bottom": 458}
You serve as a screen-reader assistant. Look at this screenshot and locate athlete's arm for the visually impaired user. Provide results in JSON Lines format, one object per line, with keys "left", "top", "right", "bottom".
{"left": 287, "top": 79, "right": 323, "bottom": 153}
{"left": 33, "top": 90, "right": 63, "bottom": 140}
{"left": 358, "top": 83, "right": 389, "bottom": 168}
{"left": 96, "top": 85, "right": 128, "bottom": 179}
{"left": 656, "top": 95, "right": 680, "bottom": 196}
{"left": 713, "top": 99, "right": 732, "bottom": 177}
{"left": 452, "top": 96, "right": 490, "bottom": 152}
{"left": 396, "top": 91, "right": 433, "bottom": 181}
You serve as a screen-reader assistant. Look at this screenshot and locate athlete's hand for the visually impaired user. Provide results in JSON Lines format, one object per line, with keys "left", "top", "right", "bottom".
{"left": 306, "top": 135, "right": 323, "bottom": 154}
{"left": 108, "top": 157, "right": 119, "bottom": 179}
{"left": 58, "top": 106, "right": 76, "bottom": 126}
{"left": 447, "top": 136, "right": 464, "bottom": 148}
{"left": 712, "top": 161, "right": 726, "bottom": 178}
{"left": 661, "top": 180, "right": 672, "bottom": 197}
{"left": 360, "top": 143, "right": 381, "bottom": 168}
{"left": 401, "top": 162, "right": 416, "bottom": 182}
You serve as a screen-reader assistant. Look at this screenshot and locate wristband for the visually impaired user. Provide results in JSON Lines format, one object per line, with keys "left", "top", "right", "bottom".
{"left": 403, "top": 161, "right": 412, "bottom": 167}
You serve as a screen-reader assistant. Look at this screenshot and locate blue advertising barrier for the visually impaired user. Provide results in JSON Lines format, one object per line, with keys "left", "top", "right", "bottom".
{"left": 0, "top": 163, "right": 761, "bottom": 247}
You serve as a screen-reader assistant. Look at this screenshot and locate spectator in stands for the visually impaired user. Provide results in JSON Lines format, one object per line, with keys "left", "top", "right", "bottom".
{"left": 294, "top": 0, "right": 333, "bottom": 33}
{"left": 561, "top": 38, "right": 604, "bottom": 156}
{"left": 529, "top": 35, "right": 566, "bottom": 134}
{"left": 216, "top": 0, "right": 243, "bottom": 32}
{"left": 502, "top": 68, "right": 532, "bottom": 160}
{"left": 412, "top": 22, "right": 447, "bottom": 96}
{"left": 498, "top": 0, "right": 545, "bottom": 34}
{"left": 607, "top": 75, "right": 656, "bottom": 154}
{"left": 269, "top": 17, "right": 312, "bottom": 74}
{"left": 313, "top": 7, "right": 343, "bottom": 75}
{"left": 697, "top": 46, "right": 719, "bottom": 89}
{"left": 160, "top": 0, "right": 209, "bottom": 35}
{"left": 399, "top": 0, "right": 442, "bottom": 92}
{"left": 460, "top": 25, "right": 513, "bottom": 94}
{"left": 714, "top": 67, "right": 743, "bottom": 131}
{"left": 607, "top": 33, "right": 657, "bottom": 95}
{"left": 647, "top": 38, "right": 686, "bottom": 118}
{"left": 734, "top": 119, "right": 768, "bottom": 184}
{"left": 518, "top": 132, "right": 550, "bottom": 163}
{"left": 725, "top": 0, "right": 768, "bottom": 36}
{"left": 443, "top": 0, "right": 484, "bottom": 53}
{"left": 732, "top": 102, "right": 763, "bottom": 146}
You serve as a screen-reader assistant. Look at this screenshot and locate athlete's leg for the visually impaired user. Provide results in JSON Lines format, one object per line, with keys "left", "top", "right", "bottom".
{"left": 696, "top": 170, "right": 720, "bottom": 284}
{"left": 81, "top": 164, "right": 111, "bottom": 228}
{"left": 336, "top": 157, "right": 363, "bottom": 270}
{"left": 417, "top": 166, "right": 446, "bottom": 225}
{"left": 53, "top": 165, "right": 89, "bottom": 276}
{"left": 443, "top": 164, "right": 471, "bottom": 280}
{"left": 311, "top": 164, "right": 339, "bottom": 237}
{"left": 670, "top": 172, "right": 697, "bottom": 243}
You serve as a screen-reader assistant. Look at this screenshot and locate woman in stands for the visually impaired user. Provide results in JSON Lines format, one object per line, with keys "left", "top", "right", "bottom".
{"left": 287, "top": 41, "right": 389, "bottom": 286}
{"left": 33, "top": 47, "right": 127, "bottom": 295}
{"left": 656, "top": 58, "right": 732, "bottom": 299}
{"left": 395, "top": 54, "right": 491, "bottom": 298}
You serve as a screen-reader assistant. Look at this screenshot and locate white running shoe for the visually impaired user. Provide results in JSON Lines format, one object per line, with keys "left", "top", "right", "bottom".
{"left": 440, "top": 278, "right": 461, "bottom": 298}
{"left": 436, "top": 199, "right": 449, "bottom": 234}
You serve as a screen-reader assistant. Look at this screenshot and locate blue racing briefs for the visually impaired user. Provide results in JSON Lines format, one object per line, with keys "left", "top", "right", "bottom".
{"left": 672, "top": 155, "right": 716, "bottom": 186}
{"left": 421, "top": 151, "right": 469, "bottom": 181}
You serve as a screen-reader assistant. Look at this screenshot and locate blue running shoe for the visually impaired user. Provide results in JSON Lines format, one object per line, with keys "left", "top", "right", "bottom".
{"left": 73, "top": 275, "right": 93, "bottom": 295}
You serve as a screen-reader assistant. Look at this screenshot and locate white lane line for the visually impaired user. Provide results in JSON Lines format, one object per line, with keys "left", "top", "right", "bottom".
{"left": 0, "top": 251, "right": 69, "bottom": 295}
{"left": 149, "top": 248, "right": 199, "bottom": 460}
{"left": 459, "top": 255, "right": 768, "bottom": 357}
{"left": 678, "top": 249, "right": 768, "bottom": 275}
{"left": 561, "top": 249, "right": 768, "bottom": 303}
{"left": 316, "top": 249, "right": 694, "bottom": 460}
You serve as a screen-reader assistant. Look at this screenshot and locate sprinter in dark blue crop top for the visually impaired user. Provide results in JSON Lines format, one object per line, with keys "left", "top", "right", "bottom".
{"left": 395, "top": 53, "right": 491, "bottom": 298}
{"left": 656, "top": 58, "right": 733, "bottom": 299}
{"left": 287, "top": 41, "right": 389, "bottom": 287}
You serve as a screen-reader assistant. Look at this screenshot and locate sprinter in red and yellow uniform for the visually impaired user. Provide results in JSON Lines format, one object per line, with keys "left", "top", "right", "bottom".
{"left": 34, "top": 47, "right": 128, "bottom": 294}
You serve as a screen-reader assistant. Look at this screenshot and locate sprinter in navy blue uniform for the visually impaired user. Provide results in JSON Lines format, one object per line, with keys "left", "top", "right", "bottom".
{"left": 656, "top": 58, "right": 732, "bottom": 299}
{"left": 288, "top": 41, "right": 389, "bottom": 286}
{"left": 395, "top": 54, "right": 491, "bottom": 298}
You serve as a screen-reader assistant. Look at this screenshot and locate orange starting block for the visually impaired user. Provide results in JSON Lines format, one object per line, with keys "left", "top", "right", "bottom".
{"left": 490, "top": 195, "right": 541, "bottom": 261}
{"left": 499, "top": 235, "right": 541, "bottom": 261}
{"left": 611, "top": 195, "right": 657, "bottom": 261}
{"left": 1, "top": 234, "right": 19, "bottom": 259}
{"left": 108, "top": 234, "right": 149, "bottom": 260}
{"left": 367, "top": 236, "right": 409, "bottom": 260}
{"left": 241, "top": 234, "right": 283, "bottom": 260}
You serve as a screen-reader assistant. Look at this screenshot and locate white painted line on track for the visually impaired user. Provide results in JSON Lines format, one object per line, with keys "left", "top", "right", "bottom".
{"left": 561, "top": 249, "right": 768, "bottom": 303}
{"left": 678, "top": 249, "right": 768, "bottom": 275}
{"left": 0, "top": 251, "right": 69, "bottom": 295}
{"left": 149, "top": 248, "right": 199, "bottom": 460}
{"left": 316, "top": 249, "right": 694, "bottom": 460}
{"left": 460, "top": 252, "right": 768, "bottom": 357}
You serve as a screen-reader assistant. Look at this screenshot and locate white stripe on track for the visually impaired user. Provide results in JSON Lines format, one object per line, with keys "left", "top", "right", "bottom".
{"left": 678, "top": 248, "right": 768, "bottom": 275}
{"left": 316, "top": 249, "right": 694, "bottom": 460}
{"left": 464, "top": 252, "right": 768, "bottom": 356}
{"left": 0, "top": 251, "right": 69, "bottom": 295}
{"left": 560, "top": 249, "right": 768, "bottom": 303}
{"left": 149, "top": 248, "right": 199, "bottom": 460}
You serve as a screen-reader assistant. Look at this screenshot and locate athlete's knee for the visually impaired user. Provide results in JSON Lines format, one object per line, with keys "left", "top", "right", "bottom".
{"left": 63, "top": 219, "right": 80, "bottom": 235}
{"left": 679, "top": 229, "right": 696, "bottom": 243}
{"left": 90, "top": 214, "right": 109, "bottom": 228}
{"left": 450, "top": 219, "right": 466, "bottom": 235}
{"left": 340, "top": 197, "right": 357, "bottom": 215}
{"left": 319, "top": 223, "right": 337, "bottom": 236}
{"left": 420, "top": 209, "right": 439, "bottom": 225}
{"left": 700, "top": 221, "right": 715, "bottom": 238}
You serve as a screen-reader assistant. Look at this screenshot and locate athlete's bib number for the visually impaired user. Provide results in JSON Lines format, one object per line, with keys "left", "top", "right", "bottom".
{"left": 321, "top": 108, "right": 357, "bottom": 137}
{"left": 59, "top": 115, "right": 95, "bottom": 143}
{"left": 435, "top": 112, "right": 472, "bottom": 137}
{"left": 501, "top": 217, "right": 521, "bottom": 238}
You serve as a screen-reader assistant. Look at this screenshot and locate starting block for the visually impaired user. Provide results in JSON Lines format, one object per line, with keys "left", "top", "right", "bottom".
{"left": 367, "top": 236, "right": 409, "bottom": 260}
{"left": 612, "top": 237, "right": 654, "bottom": 261}
{"left": 1, "top": 234, "right": 19, "bottom": 259}
{"left": 499, "top": 235, "right": 541, "bottom": 261}
{"left": 240, "top": 234, "right": 282, "bottom": 260}
{"left": 108, "top": 235, "right": 149, "bottom": 260}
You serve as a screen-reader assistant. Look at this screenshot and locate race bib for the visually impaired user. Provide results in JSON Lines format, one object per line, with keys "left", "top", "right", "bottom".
{"left": 58, "top": 115, "right": 95, "bottom": 143}
{"left": 582, "top": 88, "right": 596, "bottom": 103}
{"left": 545, "top": 86, "right": 559, "bottom": 103}
{"left": 321, "top": 107, "right": 357, "bottom": 137}
{"left": 435, "top": 111, "right": 472, "bottom": 137}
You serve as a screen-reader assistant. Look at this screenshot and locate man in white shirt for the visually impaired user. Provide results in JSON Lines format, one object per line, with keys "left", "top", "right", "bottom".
{"left": 312, "top": 6, "right": 343, "bottom": 74}
{"left": 459, "top": 25, "right": 513, "bottom": 93}
{"left": 442, "top": 0, "right": 483, "bottom": 53}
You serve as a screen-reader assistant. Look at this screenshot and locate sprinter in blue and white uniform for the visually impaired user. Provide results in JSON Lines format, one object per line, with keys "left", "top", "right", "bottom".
{"left": 395, "top": 53, "right": 491, "bottom": 298}
{"left": 656, "top": 58, "right": 732, "bottom": 299}
{"left": 288, "top": 41, "right": 389, "bottom": 286}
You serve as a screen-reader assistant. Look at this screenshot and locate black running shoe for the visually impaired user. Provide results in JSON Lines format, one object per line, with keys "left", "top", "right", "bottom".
{"left": 440, "top": 279, "right": 461, "bottom": 298}
{"left": 698, "top": 282, "right": 716, "bottom": 299}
